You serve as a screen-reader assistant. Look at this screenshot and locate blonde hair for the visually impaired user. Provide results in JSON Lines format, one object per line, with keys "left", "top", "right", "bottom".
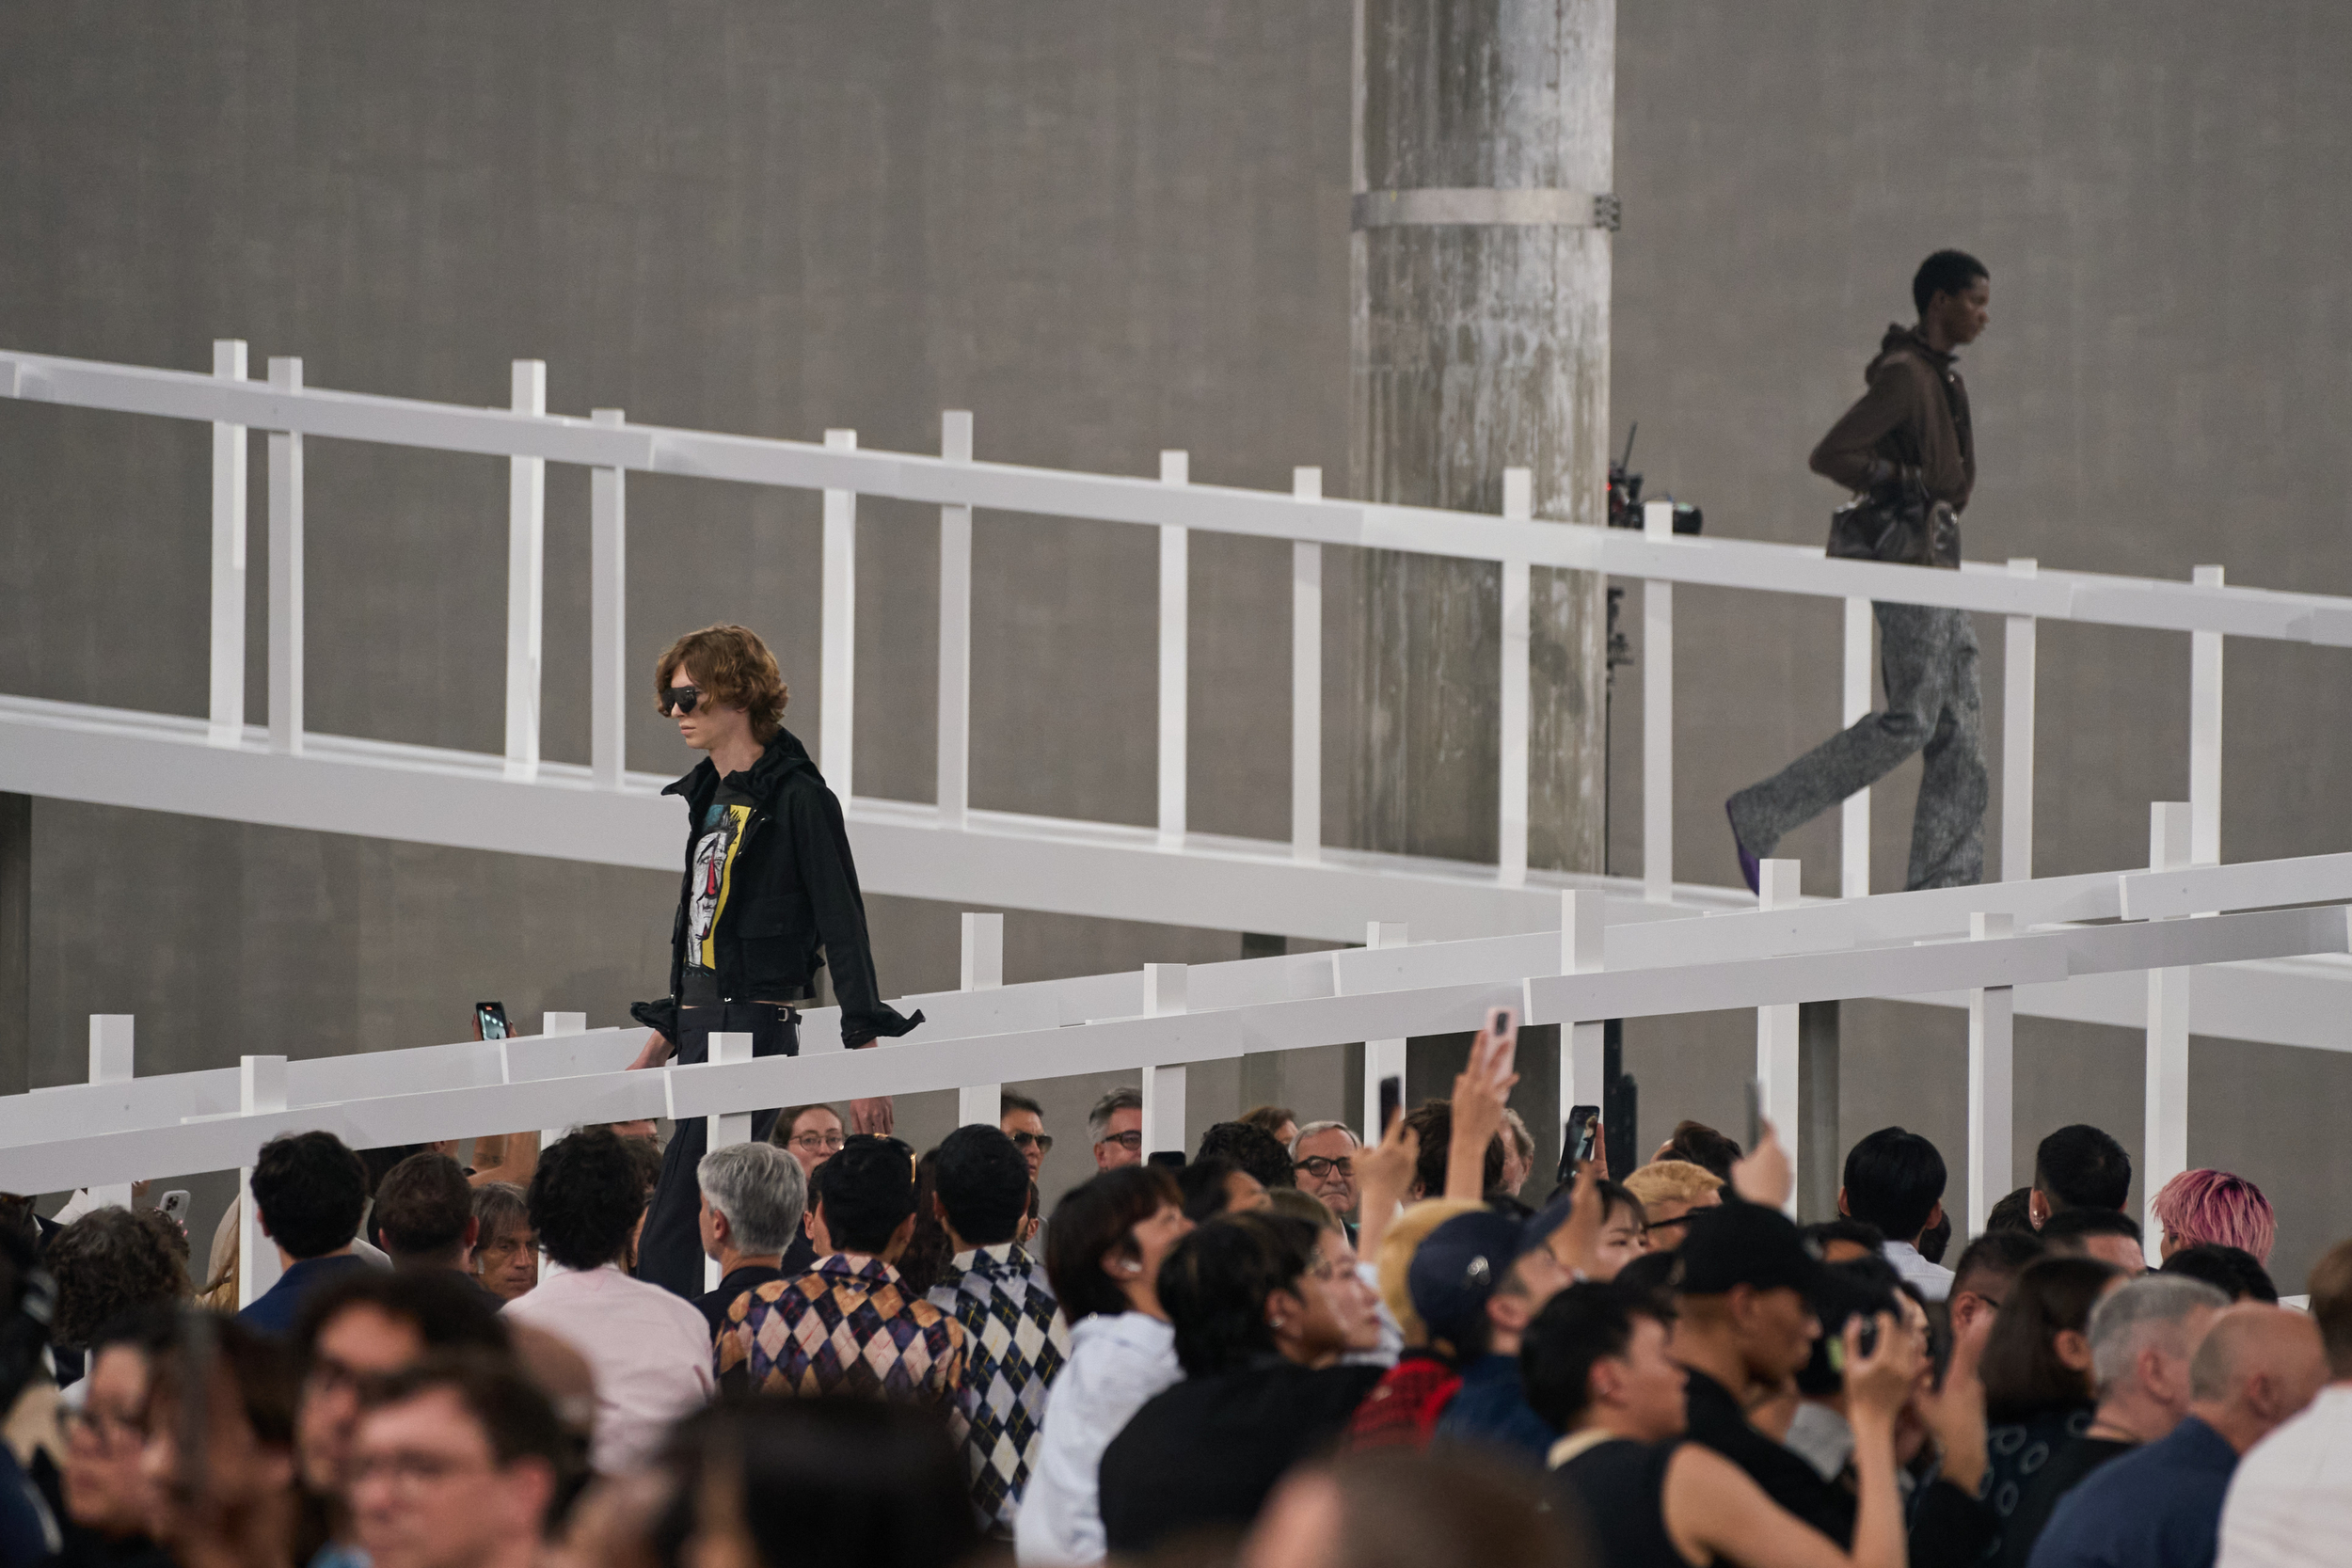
{"left": 1622, "top": 1159, "right": 1724, "bottom": 1212}
{"left": 1376, "top": 1199, "right": 1487, "bottom": 1343}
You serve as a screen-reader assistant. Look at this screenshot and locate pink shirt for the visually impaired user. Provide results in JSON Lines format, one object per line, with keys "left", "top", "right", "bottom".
{"left": 503, "top": 1263, "right": 714, "bottom": 1473}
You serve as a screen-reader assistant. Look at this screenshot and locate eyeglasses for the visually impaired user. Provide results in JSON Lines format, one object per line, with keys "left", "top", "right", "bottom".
{"left": 1097, "top": 1130, "right": 1143, "bottom": 1152}
{"left": 350, "top": 1449, "right": 495, "bottom": 1491}
{"left": 1294, "top": 1156, "right": 1355, "bottom": 1180}
{"left": 659, "top": 685, "right": 703, "bottom": 716}
{"left": 789, "top": 1131, "right": 846, "bottom": 1152}
{"left": 1009, "top": 1131, "right": 1055, "bottom": 1154}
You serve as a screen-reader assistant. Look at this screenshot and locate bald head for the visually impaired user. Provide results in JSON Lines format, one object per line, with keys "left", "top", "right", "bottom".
{"left": 2186, "top": 1304, "right": 2328, "bottom": 1453}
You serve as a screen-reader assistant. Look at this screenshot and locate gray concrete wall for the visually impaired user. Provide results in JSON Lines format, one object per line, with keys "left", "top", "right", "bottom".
{"left": 6, "top": 1, "right": 2352, "bottom": 1282}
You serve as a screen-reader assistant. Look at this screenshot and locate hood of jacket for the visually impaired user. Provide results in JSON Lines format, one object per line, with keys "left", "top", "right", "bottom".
{"left": 1874, "top": 322, "right": 1955, "bottom": 375}
{"left": 661, "top": 726, "right": 821, "bottom": 812}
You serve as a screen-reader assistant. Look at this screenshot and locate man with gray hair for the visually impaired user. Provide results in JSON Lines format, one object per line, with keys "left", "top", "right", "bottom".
{"left": 1089, "top": 1086, "right": 1143, "bottom": 1172}
{"left": 1289, "top": 1120, "right": 1360, "bottom": 1229}
{"left": 693, "top": 1140, "right": 807, "bottom": 1337}
{"left": 2000, "top": 1274, "right": 2227, "bottom": 1567}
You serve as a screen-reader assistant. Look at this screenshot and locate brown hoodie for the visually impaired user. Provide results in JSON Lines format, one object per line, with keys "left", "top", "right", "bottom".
{"left": 1809, "top": 325, "right": 1976, "bottom": 511}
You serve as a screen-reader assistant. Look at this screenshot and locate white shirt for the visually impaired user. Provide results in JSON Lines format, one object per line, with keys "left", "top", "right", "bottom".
{"left": 2217, "top": 1384, "right": 2352, "bottom": 1567}
{"left": 1012, "top": 1311, "right": 1181, "bottom": 1567}
{"left": 502, "top": 1263, "right": 713, "bottom": 1474}
{"left": 1882, "top": 1240, "right": 1953, "bottom": 1303}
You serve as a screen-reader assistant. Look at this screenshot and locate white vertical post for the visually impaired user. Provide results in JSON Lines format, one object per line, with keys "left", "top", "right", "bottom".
{"left": 1292, "top": 467, "right": 1323, "bottom": 863}
{"left": 503, "top": 360, "right": 548, "bottom": 781}
{"left": 1158, "top": 451, "right": 1189, "bottom": 848}
{"left": 265, "top": 357, "right": 304, "bottom": 756}
{"left": 2189, "top": 565, "right": 2225, "bottom": 869}
{"left": 1966, "top": 911, "right": 2014, "bottom": 1237}
{"left": 1839, "top": 598, "right": 1872, "bottom": 898}
{"left": 1360, "top": 922, "right": 1409, "bottom": 1142}
{"left": 1643, "top": 500, "right": 1675, "bottom": 904}
{"left": 208, "top": 341, "right": 249, "bottom": 748}
{"left": 1142, "top": 963, "right": 1189, "bottom": 1155}
{"left": 1499, "top": 469, "right": 1534, "bottom": 888}
{"left": 2144, "top": 801, "right": 2192, "bottom": 1263}
{"left": 1555, "top": 892, "right": 1606, "bottom": 1139}
{"left": 86, "top": 1017, "right": 135, "bottom": 1211}
{"left": 956, "top": 912, "right": 1006, "bottom": 1128}
{"left": 238, "top": 1054, "right": 289, "bottom": 1308}
{"left": 702, "top": 1030, "right": 757, "bottom": 1291}
{"left": 820, "top": 429, "right": 859, "bottom": 797}
{"left": 1756, "top": 858, "right": 1802, "bottom": 1213}
{"left": 589, "top": 408, "right": 628, "bottom": 790}
{"left": 937, "top": 413, "right": 974, "bottom": 829}
{"left": 2001, "top": 560, "right": 2039, "bottom": 883}
{"left": 541, "top": 1011, "right": 587, "bottom": 1037}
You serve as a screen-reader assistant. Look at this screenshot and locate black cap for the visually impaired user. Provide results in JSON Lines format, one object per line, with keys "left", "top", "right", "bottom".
{"left": 1677, "top": 1199, "right": 1822, "bottom": 1295}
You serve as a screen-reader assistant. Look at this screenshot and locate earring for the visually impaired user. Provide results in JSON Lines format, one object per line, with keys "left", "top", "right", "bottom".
{"left": 1271, "top": 1315, "right": 1285, "bottom": 1329}
{"left": 1120, "top": 1260, "right": 1141, "bottom": 1275}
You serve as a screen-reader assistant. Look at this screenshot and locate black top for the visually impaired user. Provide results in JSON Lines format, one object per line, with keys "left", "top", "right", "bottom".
{"left": 1100, "top": 1361, "right": 1385, "bottom": 1556}
{"left": 1551, "top": 1437, "right": 1694, "bottom": 1568}
{"left": 696, "top": 1262, "right": 787, "bottom": 1337}
{"left": 1995, "top": 1433, "right": 2136, "bottom": 1568}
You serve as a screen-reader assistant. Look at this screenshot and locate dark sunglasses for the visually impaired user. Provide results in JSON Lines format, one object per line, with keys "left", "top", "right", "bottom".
{"left": 1009, "top": 1131, "right": 1055, "bottom": 1154}
{"left": 659, "top": 685, "right": 702, "bottom": 716}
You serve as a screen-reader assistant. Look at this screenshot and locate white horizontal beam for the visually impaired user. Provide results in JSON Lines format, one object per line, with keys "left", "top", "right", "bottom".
{"left": 7, "top": 347, "right": 2351, "bottom": 645}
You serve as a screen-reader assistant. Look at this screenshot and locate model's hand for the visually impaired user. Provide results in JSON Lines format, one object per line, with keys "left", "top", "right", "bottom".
{"left": 628, "top": 1031, "right": 673, "bottom": 1071}
{"left": 850, "top": 1097, "right": 895, "bottom": 1135}
{"left": 1730, "top": 1117, "right": 1793, "bottom": 1209}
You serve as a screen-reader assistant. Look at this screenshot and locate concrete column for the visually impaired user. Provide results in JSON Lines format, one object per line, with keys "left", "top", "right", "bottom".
{"left": 0, "top": 796, "right": 24, "bottom": 1098}
{"left": 1799, "top": 1001, "right": 1841, "bottom": 1222}
{"left": 1348, "top": 0, "right": 1613, "bottom": 873}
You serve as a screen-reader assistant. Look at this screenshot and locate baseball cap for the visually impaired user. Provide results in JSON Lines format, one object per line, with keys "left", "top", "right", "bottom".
{"left": 1676, "top": 1198, "right": 1822, "bottom": 1295}
{"left": 1407, "top": 1208, "right": 1550, "bottom": 1346}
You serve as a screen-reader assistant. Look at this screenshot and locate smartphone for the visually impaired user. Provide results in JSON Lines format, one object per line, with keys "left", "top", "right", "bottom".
{"left": 1743, "top": 1077, "right": 1763, "bottom": 1154}
{"left": 1484, "top": 1005, "right": 1520, "bottom": 1078}
{"left": 158, "top": 1190, "right": 190, "bottom": 1225}
{"left": 475, "top": 1002, "right": 512, "bottom": 1041}
{"left": 1377, "top": 1074, "right": 1403, "bottom": 1137}
{"left": 1570, "top": 1103, "right": 1601, "bottom": 1163}
{"left": 1146, "top": 1149, "right": 1187, "bottom": 1170}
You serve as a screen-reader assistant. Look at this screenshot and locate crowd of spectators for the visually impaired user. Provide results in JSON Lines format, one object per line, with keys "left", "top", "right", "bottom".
{"left": 2, "top": 1034, "right": 2350, "bottom": 1568}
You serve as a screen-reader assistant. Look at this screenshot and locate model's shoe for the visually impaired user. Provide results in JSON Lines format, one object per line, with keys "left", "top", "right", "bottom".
{"left": 1726, "top": 801, "right": 1760, "bottom": 895}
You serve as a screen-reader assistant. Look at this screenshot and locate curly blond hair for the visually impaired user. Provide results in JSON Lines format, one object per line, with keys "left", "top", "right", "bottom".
{"left": 655, "top": 625, "right": 789, "bottom": 741}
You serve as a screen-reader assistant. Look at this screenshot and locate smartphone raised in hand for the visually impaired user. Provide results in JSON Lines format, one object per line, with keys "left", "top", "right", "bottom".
{"left": 1377, "top": 1074, "right": 1403, "bottom": 1137}
{"left": 1557, "top": 1105, "right": 1600, "bottom": 1184}
{"left": 1484, "top": 1005, "right": 1520, "bottom": 1079}
{"left": 475, "top": 1002, "right": 512, "bottom": 1041}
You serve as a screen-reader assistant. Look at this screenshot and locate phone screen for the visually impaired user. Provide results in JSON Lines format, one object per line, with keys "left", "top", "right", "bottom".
{"left": 1744, "top": 1078, "right": 1763, "bottom": 1154}
{"left": 1558, "top": 1105, "right": 1599, "bottom": 1183}
{"left": 1377, "top": 1074, "right": 1403, "bottom": 1136}
{"left": 1485, "top": 1005, "right": 1519, "bottom": 1077}
{"left": 475, "top": 1003, "right": 511, "bottom": 1041}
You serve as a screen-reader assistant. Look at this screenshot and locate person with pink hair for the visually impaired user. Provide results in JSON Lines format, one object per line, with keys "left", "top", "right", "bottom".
{"left": 2150, "top": 1169, "right": 2276, "bottom": 1264}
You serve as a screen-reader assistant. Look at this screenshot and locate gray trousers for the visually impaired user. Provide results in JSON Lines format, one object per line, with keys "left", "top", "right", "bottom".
{"left": 1727, "top": 601, "right": 1986, "bottom": 891}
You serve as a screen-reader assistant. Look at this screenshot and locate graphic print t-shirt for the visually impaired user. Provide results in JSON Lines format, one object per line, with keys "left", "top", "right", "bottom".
{"left": 681, "top": 780, "right": 758, "bottom": 1006}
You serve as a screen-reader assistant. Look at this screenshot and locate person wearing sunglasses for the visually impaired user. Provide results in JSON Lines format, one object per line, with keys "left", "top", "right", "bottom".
{"left": 1000, "top": 1090, "right": 1054, "bottom": 1180}
{"left": 625, "top": 624, "right": 923, "bottom": 1301}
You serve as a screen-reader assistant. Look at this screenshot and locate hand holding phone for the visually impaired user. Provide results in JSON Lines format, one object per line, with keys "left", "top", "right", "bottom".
{"left": 1377, "top": 1074, "right": 1403, "bottom": 1137}
{"left": 1484, "top": 1006, "right": 1520, "bottom": 1081}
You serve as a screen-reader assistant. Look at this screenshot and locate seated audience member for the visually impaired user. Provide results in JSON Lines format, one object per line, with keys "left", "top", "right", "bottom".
{"left": 1414, "top": 1208, "right": 1574, "bottom": 1462}
{"left": 2163, "top": 1243, "right": 2279, "bottom": 1304}
{"left": 349, "top": 1352, "right": 568, "bottom": 1568}
{"left": 1178, "top": 1154, "right": 1269, "bottom": 1221}
{"left": 1290, "top": 1121, "right": 1362, "bottom": 1228}
{"left": 504, "top": 1129, "right": 714, "bottom": 1474}
{"left": 692, "top": 1141, "right": 805, "bottom": 1337}
{"left": 716, "top": 1134, "right": 964, "bottom": 1404}
{"left": 2030, "top": 1304, "right": 2327, "bottom": 1568}
{"left": 924, "top": 1126, "right": 1072, "bottom": 1535}
{"left": 1000, "top": 1092, "right": 1053, "bottom": 1180}
{"left": 1014, "top": 1166, "right": 1191, "bottom": 1567}
{"left": 771, "top": 1103, "right": 847, "bottom": 1179}
{"left": 2042, "top": 1208, "right": 2149, "bottom": 1275}
{"left": 1526, "top": 1280, "right": 1918, "bottom": 1568}
{"left": 1657, "top": 1120, "right": 1742, "bottom": 1182}
{"left": 294, "top": 1267, "right": 513, "bottom": 1568}
{"left": 1838, "top": 1126, "right": 1955, "bottom": 1301}
{"left": 1401, "top": 1101, "right": 1507, "bottom": 1202}
{"left": 1098, "top": 1212, "right": 1384, "bottom": 1557}
{"left": 682, "top": 1397, "right": 982, "bottom": 1568}
{"left": 1979, "top": 1256, "right": 2125, "bottom": 1552}
{"left": 1343, "top": 1199, "right": 1485, "bottom": 1451}
{"left": 2030, "top": 1125, "right": 2132, "bottom": 1229}
{"left": 1949, "top": 1227, "right": 2049, "bottom": 1343}
{"left": 1988, "top": 1186, "right": 2039, "bottom": 1232}
{"left": 1241, "top": 1104, "right": 1300, "bottom": 1148}
{"left": 468, "top": 1183, "right": 537, "bottom": 1304}
{"left": 56, "top": 1307, "right": 174, "bottom": 1568}
{"left": 142, "top": 1311, "right": 305, "bottom": 1568}
{"left": 1266, "top": 1190, "right": 1396, "bottom": 1365}
{"left": 1088, "top": 1087, "right": 1145, "bottom": 1173}
{"left": 1199, "top": 1120, "right": 1297, "bottom": 1193}
{"left": 242, "top": 1132, "right": 379, "bottom": 1336}
{"left": 1673, "top": 1199, "right": 1992, "bottom": 1557}
{"left": 47, "top": 1207, "right": 189, "bottom": 1359}
{"left": 1999, "top": 1275, "right": 2227, "bottom": 1568}
{"left": 372, "top": 1152, "right": 480, "bottom": 1277}
{"left": 2151, "top": 1170, "right": 2276, "bottom": 1266}
{"left": 1804, "top": 1217, "right": 1888, "bottom": 1264}
{"left": 1243, "top": 1449, "right": 1582, "bottom": 1568}
{"left": 1497, "top": 1109, "right": 1537, "bottom": 1198}
{"left": 1622, "top": 1160, "right": 1723, "bottom": 1252}
{"left": 2217, "top": 1236, "right": 2352, "bottom": 1565}
{"left": 1588, "top": 1180, "right": 1648, "bottom": 1281}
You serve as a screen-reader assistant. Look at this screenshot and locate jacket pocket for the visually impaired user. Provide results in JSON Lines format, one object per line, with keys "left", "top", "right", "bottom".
{"left": 727, "top": 895, "right": 813, "bottom": 994}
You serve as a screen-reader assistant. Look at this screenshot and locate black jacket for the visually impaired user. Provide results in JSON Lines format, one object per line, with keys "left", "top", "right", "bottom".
{"left": 633, "top": 728, "right": 920, "bottom": 1048}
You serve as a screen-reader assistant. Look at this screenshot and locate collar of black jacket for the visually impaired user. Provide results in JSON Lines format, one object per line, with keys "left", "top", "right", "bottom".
{"left": 661, "top": 726, "right": 822, "bottom": 809}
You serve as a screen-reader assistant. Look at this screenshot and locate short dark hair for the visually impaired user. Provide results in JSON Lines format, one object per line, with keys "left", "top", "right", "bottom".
{"left": 1661, "top": 1121, "right": 1742, "bottom": 1183}
{"left": 2034, "top": 1125, "right": 2132, "bottom": 1214}
{"left": 294, "top": 1266, "right": 511, "bottom": 1359}
{"left": 47, "top": 1208, "right": 189, "bottom": 1349}
{"left": 1841, "top": 1128, "right": 1947, "bottom": 1242}
{"left": 1044, "top": 1166, "right": 1182, "bottom": 1323}
{"left": 528, "top": 1129, "right": 650, "bottom": 1271}
{"left": 1595, "top": 1180, "right": 1644, "bottom": 1228}
{"left": 364, "top": 1349, "right": 570, "bottom": 1481}
{"left": 999, "top": 1091, "right": 1043, "bottom": 1120}
{"left": 2160, "top": 1243, "right": 2278, "bottom": 1304}
{"left": 1177, "top": 1156, "right": 1248, "bottom": 1222}
{"left": 771, "top": 1104, "right": 843, "bottom": 1146}
{"left": 1197, "top": 1121, "right": 1295, "bottom": 1191}
{"left": 251, "top": 1132, "right": 369, "bottom": 1260}
{"left": 1158, "top": 1212, "right": 1318, "bottom": 1378}
{"left": 810, "top": 1135, "right": 917, "bottom": 1256}
{"left": 1404, "top": 1101, "right": 1506, "bottom": 1198}
{"left": 1980, "top": 1255, "right": 2122, "bottom": 1421}
{"left": 358, "top": 1144, "right": 426, "bottom": 1202}
{"left": 932, "top": 1126, "right": 1028, "bottom": 1248}
{"left": 2042, "top": 1208, "right": 2142, "bottom": 1253}
{"left": 690, "top": 1394, "right": 981, "bottom": 1568}
{"left": 1521, "top": 1280, "right": 1664, "bottom": 1431}
{"left": 1951, "top": 1227, "right": 2047, "bottom": 1303}
{"left": 1912, "top": 249, "right": 1989, "bottom": 316}
{"left": 1986, "top": 1187, "right": 2037, "bottom": 1233}
{"left": 373, "top": 1152, "right": 476, "bottom": 1261}
{"left": 1799, "top": 1256, "right": 1902, "bottom": 1398}
{"left": 1803, "top": 1217, "right": 1887, "bottom": 1257}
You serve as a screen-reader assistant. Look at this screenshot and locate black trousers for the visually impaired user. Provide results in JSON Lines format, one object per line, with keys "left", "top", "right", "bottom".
{"left": 637, "top": 1001, "right": 799, "bottom": 1298}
